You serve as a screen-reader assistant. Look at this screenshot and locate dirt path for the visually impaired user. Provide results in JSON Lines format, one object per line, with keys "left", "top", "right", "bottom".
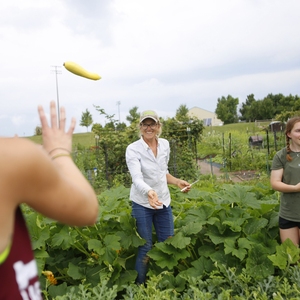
{"left": 198, "top": 160, "right": 243, "bottom": 183}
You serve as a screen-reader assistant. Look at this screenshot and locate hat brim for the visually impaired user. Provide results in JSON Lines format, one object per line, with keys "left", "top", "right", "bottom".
{"left": 140, "top": 116, "right": 158, "bottom": 123}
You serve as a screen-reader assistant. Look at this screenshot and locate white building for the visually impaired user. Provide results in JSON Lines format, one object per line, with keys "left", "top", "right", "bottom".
{"left": 188, "top": 107, "right": 223, "bottom": 126}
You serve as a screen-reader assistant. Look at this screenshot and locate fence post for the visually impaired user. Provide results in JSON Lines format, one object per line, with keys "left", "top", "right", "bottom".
{"left": 103, "top": 143, "right": 110, "bottom": 187}
{"left": 209, "top": 155, "right": 214, "bottom": 176}
{"left": 273, "top": 131, "right": 277, "bottom": 152}
{"left": 266, "top": 130, "right": 270, "bottom": 155}
{"left": 229, "top": 132, "right": 232, "bottom": 172}
{"left": 171, "top": 139, "right": 177, "bottom": 178}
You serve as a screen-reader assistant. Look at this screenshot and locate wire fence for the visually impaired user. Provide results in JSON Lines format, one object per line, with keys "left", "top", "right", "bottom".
{"left": 74, "top": 127, "right": 286, "bottom": 188}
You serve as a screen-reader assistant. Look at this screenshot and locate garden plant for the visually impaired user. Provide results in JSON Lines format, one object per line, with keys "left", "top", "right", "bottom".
{"left": 24, "top": 120, "right": 300, "bottom": 299}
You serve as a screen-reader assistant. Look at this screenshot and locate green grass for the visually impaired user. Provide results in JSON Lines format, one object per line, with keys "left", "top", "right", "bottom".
{"left": 203, "top": 121, "right": 270, "bottom": 135}
{"left": 25, "top": 121, "right": 271, "bottom": 149}
{"left": 26, "top": 132, "right": 95, "bottom": 148}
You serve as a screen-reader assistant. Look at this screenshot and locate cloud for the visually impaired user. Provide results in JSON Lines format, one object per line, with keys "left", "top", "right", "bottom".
{"left": 0, "top": 0, "right": 300, "bottom": 137}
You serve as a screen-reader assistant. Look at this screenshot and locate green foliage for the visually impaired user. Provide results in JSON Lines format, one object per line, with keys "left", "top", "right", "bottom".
{"left": 161, "top": 117, "right": 203, "bottom": 180}
{"left": 22, "top": 180, "right": 300, "bottom": 299}
{"left": 215, "top": 95, "right": 239, "bottom": 124}
{"left": 198, "top": 126, "right": 285, "bottom": 174}
{"left": 126, "top": 106, "right": 140, "bottom": 124}
{"left": 175, "top": 104, "right": 189, "bottom": 122}
{"left": 275, "top": 109, "right": 300, "bottom": 123}
{"left": 80, "top": 109, "right": 93, "bottom": 132}
{"left": 239, "top": 94, "right": 256, "bottom": 122}
{"left": 268, "top": 239, "right": 300, "bottom": 270}
{"left": 34, "top": 125, "right": 42, "bottom": 136}
{"left": 239, "top": 93, "right": 300, "bottom": 122}
{"left": 22, "top": 101, "right": 300, "bottom": 298}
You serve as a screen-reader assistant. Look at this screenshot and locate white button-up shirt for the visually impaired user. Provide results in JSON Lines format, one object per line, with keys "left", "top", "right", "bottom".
{"left": 125, "top": 137, "right": 171, "bottom": 209}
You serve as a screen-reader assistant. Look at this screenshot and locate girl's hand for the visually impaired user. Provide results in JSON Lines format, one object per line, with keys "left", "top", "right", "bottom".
{"left": 38, "top": 101, "right": 76, "bottom": 156}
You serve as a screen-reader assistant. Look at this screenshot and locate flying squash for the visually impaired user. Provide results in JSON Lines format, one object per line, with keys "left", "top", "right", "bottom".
{"left": 63, "top": 61, "right": 101, "bottom": 81}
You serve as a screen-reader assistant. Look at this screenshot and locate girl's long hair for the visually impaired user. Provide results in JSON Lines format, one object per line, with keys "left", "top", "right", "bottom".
{"left": 285, "top": 117, "right": 300, "bottom": 161}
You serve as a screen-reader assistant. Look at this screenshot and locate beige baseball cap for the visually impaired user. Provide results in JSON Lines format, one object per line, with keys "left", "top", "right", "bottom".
{"left": 140, "top": 110, "right": 159, "bottom": 123}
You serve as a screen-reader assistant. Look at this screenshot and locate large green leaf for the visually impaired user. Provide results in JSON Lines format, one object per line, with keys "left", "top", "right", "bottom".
{"left": 165, "top": 232, "right": 191, "bottom": 249}
{"left": 116, "top": 230, "right": 145, "bottom": 249}
{"left": 210, "top": 251, "right": 241, "bottom": 271}
{"left": 51, "top": 226, "right": 78, "bottom": 250}
{"left": 222, "top": 221, "right": 242, "bottom": 232}
{"left": 238, "top": 237, "right": 252, "bottom": 250}
{"left": 243, "top": 217, "right": 268, "bottom": 235}
{"left": 247, "top": 232, "right": 278, "bottom": 254}
{"left": 67, "top": 262, "right": 85, "bottom": 280}
{"left": 259, "top": 200, "right": 279, "bottom": 215}
{"left": 104, "top": 234, "right": 121, "bottom": 251}
{"left": 158, "top": 273, "right": 186, "bottom": 292}
{"left": 48, "top": 282, "right": 68, "bottom": 298}
{"left": 180, "top": 256, "right": 214, "bottom": 278}
{"left": 268, "top": 238, "right": 300, "bottom": 270}
{"left": 88, "top": 238, "right": 105, "bottom": 256}
{"left": 85, "top": 265, "right": 102, "bottom": 286}
{"left": 31, "top": 226, "right": 50, "bottom": 250}
{"left": 206, "top": 225, "right": 240, "bottom": 245}
{"left": 180, "top": 221, "right": 204, "bottom": 236}
{"left": 25, "top": 213, "right": 50, "bottom": 250}
{"left": 198, "top": 244, "right": 217, "bottom": 257}
{"left": 114, "top": 270, "right": 137, "bottom": 287}
{"left": 224, "top": 239, "right": 247, "bottom": 260}
{"left": 148, "top": 246, "right": 190, "bottom": 269}
{"left": 245, "top": 244, "right": 274, "bottom": 279}
{"left": 214, "top": 184, "right": 261, "bottom": 209}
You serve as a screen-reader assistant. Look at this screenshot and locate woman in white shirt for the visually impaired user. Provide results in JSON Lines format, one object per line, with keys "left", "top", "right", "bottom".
{"left": 125, "top": 110, "right": 190, "bottom": 284}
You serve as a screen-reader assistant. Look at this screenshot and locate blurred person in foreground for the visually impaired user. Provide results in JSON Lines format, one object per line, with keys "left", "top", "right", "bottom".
{"left": 271, "top": 116, "right": 300, "bottom": 246}
{"left": 0, "top": 101, "right": 99, "bottom": 299}
{"left": 126, "top": 110, "right": 191, "bottom": 284}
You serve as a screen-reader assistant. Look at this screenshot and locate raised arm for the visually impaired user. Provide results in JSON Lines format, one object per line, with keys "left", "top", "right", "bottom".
{"left": 10, "top": 101, "right": 98, "bottom": 226}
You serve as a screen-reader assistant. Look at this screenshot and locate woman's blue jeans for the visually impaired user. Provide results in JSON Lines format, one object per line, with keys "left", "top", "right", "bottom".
{"left": 131, "top": 201, "right": 174, "bottom": 284}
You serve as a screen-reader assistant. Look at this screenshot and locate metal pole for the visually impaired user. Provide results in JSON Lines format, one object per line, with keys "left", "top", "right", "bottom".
{"left": 116, "top": 101, "right": 121, "bottom": 122}
{"left": 51, "top": 66, "right": 61, "bottom": 125}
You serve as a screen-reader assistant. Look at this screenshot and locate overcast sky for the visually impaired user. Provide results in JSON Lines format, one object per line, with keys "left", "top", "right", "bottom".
{"left": 1, "top": 0, "right": 300, "bottom": 137}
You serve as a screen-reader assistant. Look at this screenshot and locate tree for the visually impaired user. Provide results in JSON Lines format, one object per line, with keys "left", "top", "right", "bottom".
{"left": 239, "top": 94, "right": 256, "bottom": 121}
{"left": 80, "top": 109, "right": 93, "bottom": 132}
{"left": 94, "top": 105, "right": 119, "bottom": 130}
{"left": 215, "top": 95, "right": 239, "bottom": 124}
{"left": 34, "top": 126, "right": 42, "bottom": 136}
{"left": 91, "top": 123, "right": 103, "bottom": 134}
{"left": 116, "top": 122, "right": 127, "bottom": 131}
{"left": 126, "top": 106, "right": 140, "bottom": 124}
{"left": 256, "top": 98, "right": 275, "bottom": 120}
{"left": 175, "top": 104, "right": 190, "bottom": 123}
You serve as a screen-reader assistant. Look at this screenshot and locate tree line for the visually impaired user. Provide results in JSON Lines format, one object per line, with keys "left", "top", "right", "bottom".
{"left": 215, "top": 93, "right": 300, "bottom": 124}
{"left": 34, "top": 93, "right": 300, "bottom": 135}
{"left": 79, "top": 93, "right": 300, "bottom": 130}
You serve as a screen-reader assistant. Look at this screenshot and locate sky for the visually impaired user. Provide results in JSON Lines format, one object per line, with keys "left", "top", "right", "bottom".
{"left": 1, "top": 0, "right": 300, "bottom": 137}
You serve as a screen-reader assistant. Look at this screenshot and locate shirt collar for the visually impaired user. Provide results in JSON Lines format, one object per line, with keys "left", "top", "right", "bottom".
{"left": 140, "top": 136, "right": 159, "bottom": 150}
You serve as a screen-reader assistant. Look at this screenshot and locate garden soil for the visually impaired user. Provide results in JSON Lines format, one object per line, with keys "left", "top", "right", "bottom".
{"left": 198, "top": 160, "right": 259, "bottom": 183}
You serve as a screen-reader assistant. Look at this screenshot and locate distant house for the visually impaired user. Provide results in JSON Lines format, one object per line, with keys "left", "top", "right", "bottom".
{"left": 188, "top": 107, "right": 223, "bottom": 126}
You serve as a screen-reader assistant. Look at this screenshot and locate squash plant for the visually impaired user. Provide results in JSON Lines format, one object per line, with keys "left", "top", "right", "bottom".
{"left": 23, "top": 181, "right": 300, "bottom": 299}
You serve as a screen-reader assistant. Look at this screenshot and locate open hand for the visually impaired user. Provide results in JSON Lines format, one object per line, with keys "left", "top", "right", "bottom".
{"left": 148, "top": 190, "right": 163, "bottom": 209}
{"left": 38, "top": 101, "right": 76, "bottom": 155}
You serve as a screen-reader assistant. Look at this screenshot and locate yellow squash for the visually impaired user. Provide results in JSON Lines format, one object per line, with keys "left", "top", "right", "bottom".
{"left": 63, "top": 61, "right": 101, "bottom": 81}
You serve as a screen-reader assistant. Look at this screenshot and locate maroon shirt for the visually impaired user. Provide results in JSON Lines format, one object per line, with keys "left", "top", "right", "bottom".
{"left": 0, "top": 207, "right": 42, "bottom": 300}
